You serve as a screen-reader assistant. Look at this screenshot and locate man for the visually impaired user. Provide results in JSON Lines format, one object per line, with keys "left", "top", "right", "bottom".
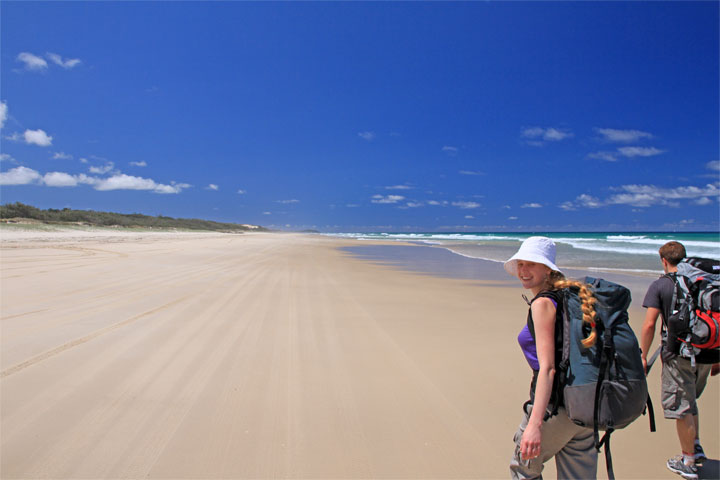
{"left": 640, "top": 241, "right": 718, "bottom": 480}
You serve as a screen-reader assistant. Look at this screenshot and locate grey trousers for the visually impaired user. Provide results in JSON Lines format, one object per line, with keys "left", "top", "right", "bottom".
{"left": 510, "top": 405, "right": 598, "bottom": 480}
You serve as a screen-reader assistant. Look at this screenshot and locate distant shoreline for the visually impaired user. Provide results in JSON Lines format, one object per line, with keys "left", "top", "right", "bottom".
{"left": 0, "top": 219, "right": 243, "bottom": 234}
{"left": 0, "top": 202, "right": 267, "bottom": 233}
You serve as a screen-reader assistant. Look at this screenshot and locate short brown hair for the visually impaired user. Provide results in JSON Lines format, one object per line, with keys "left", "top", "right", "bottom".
{"left": 659, "top": 241, "right": 686, "bottom": 266}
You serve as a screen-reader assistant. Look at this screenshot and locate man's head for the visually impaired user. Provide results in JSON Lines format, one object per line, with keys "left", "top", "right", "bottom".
{"left": 658, "top": 241, "right": 686, "bottom": 272}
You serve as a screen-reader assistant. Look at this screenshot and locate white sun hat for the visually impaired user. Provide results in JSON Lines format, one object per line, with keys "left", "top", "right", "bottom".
{"left": 504, "top": 236, "right": 562, "bottom": 277}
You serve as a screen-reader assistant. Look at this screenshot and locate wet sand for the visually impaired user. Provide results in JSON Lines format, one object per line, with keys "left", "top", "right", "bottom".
{"left": 1, "top": 230, "right": 717, "bottom": 479}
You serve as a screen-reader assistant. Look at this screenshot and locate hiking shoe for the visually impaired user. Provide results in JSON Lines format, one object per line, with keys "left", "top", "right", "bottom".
{"left": 667, "top": 456, "right": 698, "bottom": 480}
{"left": 694, "top": 444, "right": 707, "bottom": 465}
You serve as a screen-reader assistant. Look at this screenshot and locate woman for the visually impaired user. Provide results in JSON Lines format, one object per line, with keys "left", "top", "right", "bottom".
{"left": 504, "top": 236, "right": 598, "bottom": 480}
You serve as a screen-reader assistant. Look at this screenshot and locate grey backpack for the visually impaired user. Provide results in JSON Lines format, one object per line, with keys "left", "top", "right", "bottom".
{"left": 551, "top": 277, "right": 654, "bottom": 480}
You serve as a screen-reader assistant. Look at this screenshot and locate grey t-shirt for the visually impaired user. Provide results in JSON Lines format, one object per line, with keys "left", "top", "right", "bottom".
{"left": 642, "top": 274, "right": 676, "bottom": 360}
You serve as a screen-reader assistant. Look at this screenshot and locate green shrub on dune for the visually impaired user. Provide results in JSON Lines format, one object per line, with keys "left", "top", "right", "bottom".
{"left": 0, "top": 202, "right": 266, "bottom": 232}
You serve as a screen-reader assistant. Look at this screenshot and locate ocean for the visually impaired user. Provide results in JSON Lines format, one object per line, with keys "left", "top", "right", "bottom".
{"left": 327, "top": 232, "right": 720, "bottom": 278}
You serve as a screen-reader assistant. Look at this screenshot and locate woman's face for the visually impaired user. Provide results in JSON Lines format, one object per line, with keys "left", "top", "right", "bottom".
{"left": 516, "top": 260, "right": 551, "bottom": 294}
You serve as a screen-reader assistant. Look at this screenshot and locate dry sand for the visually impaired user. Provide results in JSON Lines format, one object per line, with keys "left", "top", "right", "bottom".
{"left": 1, "top": 230, "right": 717, "bottom": 479}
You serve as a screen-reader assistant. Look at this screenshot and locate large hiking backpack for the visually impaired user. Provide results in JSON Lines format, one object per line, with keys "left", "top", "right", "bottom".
{"left": 550, "top": 277, "right": 653, "bottom": 480}
{"left": 665, "top": 257, "right": 720, "bottom": 366}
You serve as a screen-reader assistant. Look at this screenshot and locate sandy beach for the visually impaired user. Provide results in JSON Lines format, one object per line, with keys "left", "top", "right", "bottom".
{"left": 1, "top": 230, "right": 717, "bottom": 479}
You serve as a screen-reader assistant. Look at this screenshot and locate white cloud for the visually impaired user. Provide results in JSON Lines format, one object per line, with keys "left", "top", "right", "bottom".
{"left": 464, "top": 215, "right": 474, "bottom": 219}
{"left": 617, "top": 146, "right": 665, "bottom": 158}
{"left": 76, "top": 174, "right": 98, "bottom": 186}
{"left": 459, "top": 170, "right": 484, "bottom": 176}
{"left": 358, "top": 131, "right": 376, "bottom": 141}
{"left": 587, "top": 151, "right": 619, "bottom": 162}
{"left": 521, "top": 203, "right": 543, "bottom": 208}
{"left": 607, "top": 184, "right": 719, "bottom": 207}
{"left": 427, "top": 200, "right": 449, "bottom": 206}
{"left": 589, "top": 146, "right": 665, "bottom": 161}
{"left": 560, "top": 194, "right": 605, "bottom": 210}
{"left": 442, "top": 145, "right": 458, "bottom": 154}
{"left": 0, "top": 166, "right": 41, "bottom": 185}
{"left": 452, "top": 201, "right": 481, "bottom": 209}
{"left": 43, "top": 171, "right": 80, "bottom": 187}
{"left": 17, "top": 52, "right": 48, "bottom": 71}
{"left": 385, "top": 185, "right": 412, "bottom": 190}
{"left": 595, "top": 128, "right": 653, "bottom": 142}
{"left": 93, "top": 174, "right": 190, "bottom": 194}
{"left": 24, "top": 129, "right": 53, "bottom": 146}
{"left": 52, "top": 152, "right": 73, "bottom": 160}
{"left": 129, "top": 161, "right": 147, "bottom": 167}
{"left": 543, "top": 128, "right": 572, "bottom": 141}
{"left": 561, "top": 184, "right": 719, "bottom": 209}
{"left": 522, "top": 127, "right": 545, "bottom": 138}
{"left": 237, "top": 189, "right": 246, "bottom": 194}
{"left": 7, "top": 168, "right": 99, "bottom": 189}
{"left": 45, "top": 52, "right": 81, "bottom": 69}
{"left": 371, "top": 194, "right": 404, "bottom": 204}
{"left": 207, "top": 184, "right": 219, "bottom": 191}
{"left": 263, "top": 211, "right": 272, "bottom": 215}
{"left": 706, "top": 160, "right": 720, "bottom": 171}
{"left": 405, "top": 202, "right": 423, "bottom": 208}
{"left": 89, "top": 162, "right": 115, "bottom": 174}
{"left": 522, "top": 126, "right": 573, "bottom": 143}
{"left": 0, "top": 101, "right": 7, "bottom": 129}
{"left": 509, "top": 216, "right": 518, "bottom": 220}
{"left": 0, "top": 153, "right": 16, "bottom": 163}
{"left": 93, "top": 174, "right": 156, "bottom": 191}
{"left": 153, "top": 182, "right": 191, "bottom": 194}
{"left": 277, "top": 199, "right": 299, "bottom": 204}
{"left": 577, "top": 194, "right": 603, "bottom": 208}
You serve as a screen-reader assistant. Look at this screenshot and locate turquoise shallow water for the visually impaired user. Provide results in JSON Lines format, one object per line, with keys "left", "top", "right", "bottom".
{"left": 330, "top": 232, "right": 720, "bottom": 276}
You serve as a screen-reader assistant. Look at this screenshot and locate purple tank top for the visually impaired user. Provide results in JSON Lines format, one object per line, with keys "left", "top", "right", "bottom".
{"left": 518, "top": 298, "right": 557, "bottom": 371}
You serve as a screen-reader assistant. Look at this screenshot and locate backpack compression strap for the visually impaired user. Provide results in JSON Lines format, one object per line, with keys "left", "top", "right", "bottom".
{"left": 593, "top": 325, "right": 617, "bottom": 480}
{"left": 645, "top": 346, "right": 660, "bottom": 433}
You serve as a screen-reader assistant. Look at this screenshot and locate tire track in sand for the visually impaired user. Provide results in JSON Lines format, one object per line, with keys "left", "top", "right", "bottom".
{"left": 0, "top": 296, "right": 188, "bottom": 379}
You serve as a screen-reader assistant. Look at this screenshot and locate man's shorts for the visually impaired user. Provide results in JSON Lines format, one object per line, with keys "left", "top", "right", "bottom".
{"left": 661, "top": 355, "right": 712, "bottom": 419}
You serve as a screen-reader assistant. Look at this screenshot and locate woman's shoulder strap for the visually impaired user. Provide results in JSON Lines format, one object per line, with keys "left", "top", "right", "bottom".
{"left": 531, "top": 289, "right": 561, "bottom": 304}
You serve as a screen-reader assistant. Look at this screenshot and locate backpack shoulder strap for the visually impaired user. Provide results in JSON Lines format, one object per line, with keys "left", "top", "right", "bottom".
{"left": 533, "top": 289, "right": 561, "bottom": 303}
{"left": 526, "top": 289, "right": 562, "bottom": 334}
{"left": 546, "top": 287, "right": 570, "bottom": 420}
{"left": 667, "top": 273, "right": 680, "bottom": 315}
{"left": 661, "top": 273, "right": 688, "bottom": 332}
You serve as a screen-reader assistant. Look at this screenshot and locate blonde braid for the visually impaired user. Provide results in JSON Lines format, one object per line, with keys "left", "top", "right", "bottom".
{"left": 553, "top": 279, "right": 598, "bottom": 348}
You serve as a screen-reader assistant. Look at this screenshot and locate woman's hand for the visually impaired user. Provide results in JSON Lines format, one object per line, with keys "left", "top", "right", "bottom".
{"left": 520, "top": 421, "right": 542, "bottom": 460}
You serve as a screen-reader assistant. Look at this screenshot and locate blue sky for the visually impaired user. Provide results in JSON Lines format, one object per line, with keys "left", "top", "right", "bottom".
{"left": 1, "top": 2, "right": 718, "bottom": 232}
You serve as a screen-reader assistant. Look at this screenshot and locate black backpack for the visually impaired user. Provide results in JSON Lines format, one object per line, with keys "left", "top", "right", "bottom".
{"left": 665, "top": 257, "right": 720, "bottom": 366}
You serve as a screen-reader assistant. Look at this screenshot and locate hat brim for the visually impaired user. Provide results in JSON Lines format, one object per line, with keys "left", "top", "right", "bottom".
{"left": 503, "top": 253, "right": 561, "bottom": 277}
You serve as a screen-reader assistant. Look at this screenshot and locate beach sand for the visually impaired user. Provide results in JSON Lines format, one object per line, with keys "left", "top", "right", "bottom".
{"left": 1, "top": 230, "right": 717, "bottom": 479}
